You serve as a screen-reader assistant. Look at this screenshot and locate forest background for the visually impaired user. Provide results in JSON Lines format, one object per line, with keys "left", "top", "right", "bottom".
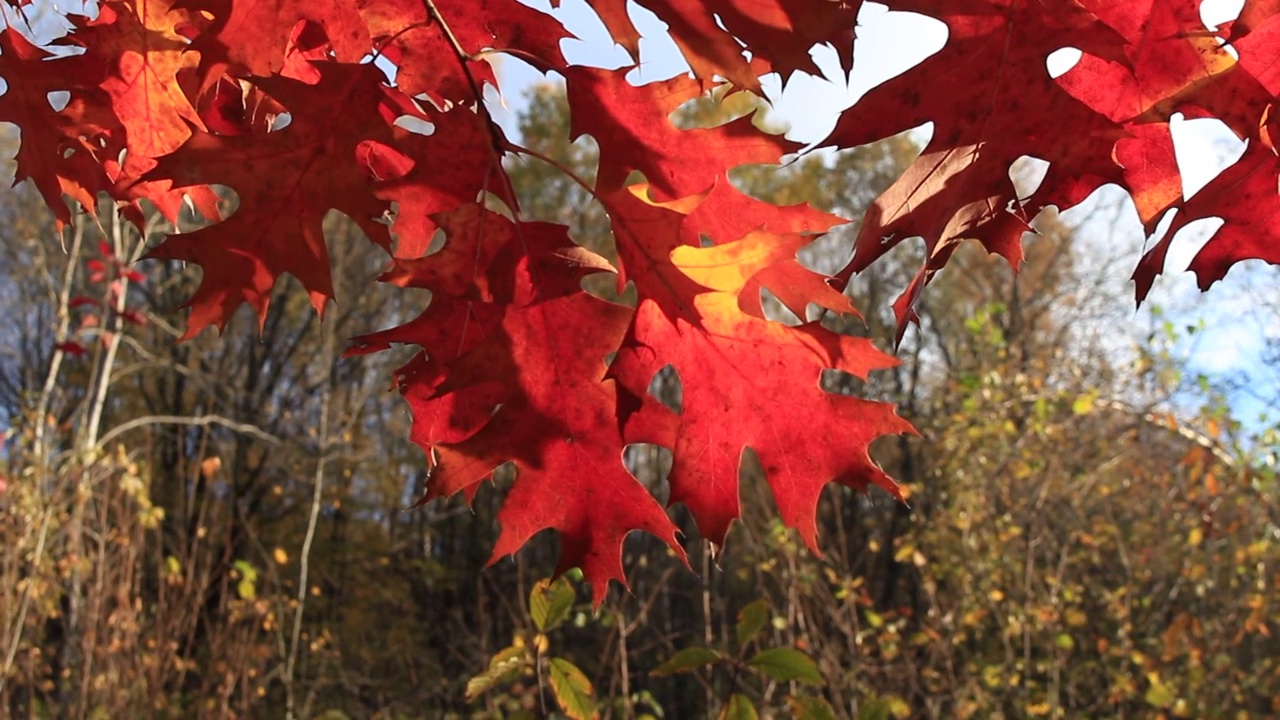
{"left": 4, "top": 1, "right": 1280, "bottom": 719}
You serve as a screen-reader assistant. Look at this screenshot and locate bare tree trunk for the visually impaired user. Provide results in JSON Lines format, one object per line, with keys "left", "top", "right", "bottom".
{"left": 285, "top": 315, "right": 334, "bottom": 720}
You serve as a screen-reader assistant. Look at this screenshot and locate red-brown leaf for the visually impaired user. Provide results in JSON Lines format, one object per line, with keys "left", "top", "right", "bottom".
{"left": 143, "top": 62, "right": 406, "bottom": 336}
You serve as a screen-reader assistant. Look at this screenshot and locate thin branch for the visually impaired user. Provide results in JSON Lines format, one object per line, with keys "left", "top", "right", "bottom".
{"left": 34, "top": 219, "right": 84, "bottom": 459}
{"left": 508, "top": 142, "right": 598, "bottom": 197}
{"left": 284, "top": 315, "right": 335, "bottom": 720}
{"left": 95, "top": 414, "right": 282, "bottom": 449}
{"left": 421, "top": 0, "right": 522, "bottom": 206}
{"left": 1091, "top": 397, "right": 1237, "bottom": 468}
{"left": 0, "top": 509, "right": 52, "bottom": 694}
{"left": 82, "top": 210, "right": 135, "bottom": 451}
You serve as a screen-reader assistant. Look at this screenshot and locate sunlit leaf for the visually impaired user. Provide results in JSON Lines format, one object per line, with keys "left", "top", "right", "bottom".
{"left": 530, "top": 576, "right": 576, "bottom": 633}
{"left": 465, "top": 644, "right": 527, "bottom": 702}
{"left": 548, "top": 657, "right": 596, "bottom": 720}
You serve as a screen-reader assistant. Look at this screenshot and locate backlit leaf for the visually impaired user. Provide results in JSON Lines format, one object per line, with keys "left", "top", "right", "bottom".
{"left": 530, "top": 576, "right": 576, "bottom": 633}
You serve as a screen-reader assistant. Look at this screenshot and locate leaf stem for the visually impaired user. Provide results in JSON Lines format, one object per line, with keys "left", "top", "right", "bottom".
{"left": 507, "top": 141, "right": 598, "bottom": 197}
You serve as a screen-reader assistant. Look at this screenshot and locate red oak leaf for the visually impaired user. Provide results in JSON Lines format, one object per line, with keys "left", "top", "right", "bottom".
{"left": 604, "top": 184, "right": 910, "bottom": 547}
{"left": 348, "top": 203, "right": 610, "bottom": 440}
{"left": 599, "top": 0, "right": 861, "bottom": 91}
{"left": 0, "top": 28, "right": 118, "bottom": 224}
{"left": 431, "top": 292, "right": 684, "bottom": 602}
{"left": 680, "top": 178, "right": 849, "bottom": 250}
{"left": 359, "top": 0, "right": 567, "bottom": 104}
{"left": 614, "top": 294, "right": 909, "bottom": 549}
{"left": 374, "top": 106, "right": 503, "bottom": 259}
{"left": 1227, "top": 0, "right": 1280, "bottom": 40}
{"left": 67, "top": 0, "right": 207, "bottom": 159}
{"left": 182, "top": 0, "right": 370, "bottom": 80}
{"left": 564, "top": 66, "right": 801, "bottom": 199}
{"left": 351, "top": 206, "right": 681, "bottom": 601}
{"left": 1134, "top": 110, "right": 1280, "bottom": 301}
{"left": 1113, "top": 123, "right": 1181, "bottom": 231}
{"left": 194, "top": 75, "right": 289, "bottom": 136}
{"left": 579, "top": 0, "right": 641, "bottom": 60}
{"left": 1058, "top": 0, "right": 1270, "bottom": 143}
{"left": 144, "top": 62, "right": 407, "bottom": 337}
{"left": 1062, "top": 1, "right": 1240, "bottom": 123}
{"left": 825, "top": 0, "right": 1130, "bottom": 331}
{"left": 672, "top": 228, "right": 857, "bottom": 320}
{"left": 375, "top": 204, "right": 612, "bottom": 304}
{"left": 1235, "top": 10, "right": 1280, "bottom": 97}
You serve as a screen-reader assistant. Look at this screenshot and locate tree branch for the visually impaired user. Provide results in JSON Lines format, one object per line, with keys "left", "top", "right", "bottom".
{"left": 94, "top": 414, "right": 282, "bottom": 449}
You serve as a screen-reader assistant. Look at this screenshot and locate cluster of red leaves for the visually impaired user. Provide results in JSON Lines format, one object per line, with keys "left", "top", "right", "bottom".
{"left": 2, "top": 0, "right": 1277, "bottom": 599}
{"left": 56, "top": 240, "right": 150, "bottom": 357}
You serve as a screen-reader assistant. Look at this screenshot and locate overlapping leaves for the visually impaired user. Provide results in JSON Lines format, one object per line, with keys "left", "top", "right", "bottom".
{"left": 2, "top": 0, "right": 1276, "bottom": 599}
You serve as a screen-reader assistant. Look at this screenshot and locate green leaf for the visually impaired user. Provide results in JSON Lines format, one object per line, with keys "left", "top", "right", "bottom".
{"left": 856, "top": 695, "right": 911, "bottom": 720}
{"left": 529, "top": 576, "right": 576, "bottom": 632}
{"left": 717, "top": 694, "right": 759, "bottom": 720}
{"left": 651, "top": 647, "right": 723, "bottom": 676}
{"left": 787, "top": 695, "right": 837, "bottom": 720}
{"left": 736, "top": 600, "right": 769, "bottom": 647}
{"left": 746, "top": 648, "right": 824, "bottom": 685}
{"left": 627, "top": 688, "right": 665, "bottom": 719}
{"left": 232, "top": 559, "right": 257, "bottom": 600}
{"left": 1072, "top": 391, "right": 1097, "bottom": 415}
{"left": 856, "top": 699, "right": 891, "bottom": 720}
{"left": 1144, "top": 679, "right": 1175, "bottom": 708}
{"left": 548, "top": 657, "right": 596, "bottom": 720}
{"left": 885, "top": 697, "right": 911, "bottom": 719}
{"left": 465, "top": 644, "right": 527, "bottom": 701}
